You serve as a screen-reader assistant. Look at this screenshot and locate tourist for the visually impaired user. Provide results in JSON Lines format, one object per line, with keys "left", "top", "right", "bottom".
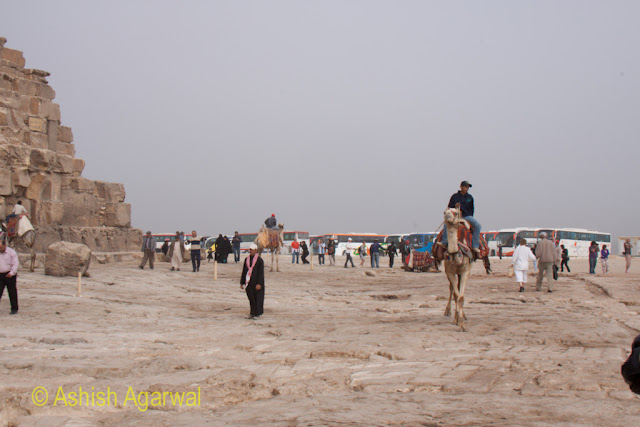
{"left": 327, "top": 238, "right": 335, "bottom": 266}
{"left": 189, "top": 230, "right": 202, "bottom": 272}
{"left": 344, "top": 238, "right": 355, "bottom": 268}
{"left": 358, "top": 242, "right": 367, "bottom": 267}
{"left": 240, "top": 243, "right": 265, "bottom": 320}
{"left": 600, "top": 244, "right": 610, "bottom": 274}
{"left": 441, "top": 181, "right": 482, "bottom": 254}
{"left": 387, "top": 242, "right": 398, "bottom": 268}
{"left": 214, "top": 234, "right": 225, "bottom": 263}
{"left": 560, "top": 244, "right": 570, "bottom": 272}
{"left": 0, "top": 235, "right": 19, "bottom": 315}
{"left": 317, "top": 239, "right": 325, "bottom": 265}
{"left": 139, "top": 231, "right": 155, "bottom": 270}
{"left": 531, "top": 243, "right": 538, "bottom": 273}
{"left": 402, "top": 240, "right": 411, "bottom": 265}
{"left": 232, "top": 231, "right": 242, "bottom": 263}
{"left": 161, "top": 239, "right": 169, "bottom": 256}
{"left": 300, "top": 241, "right": 310, "bottom": 264}
{"left": 169, "top": 232, "right": 185, "bottom": 271}
{"left": 370, "top": 239, "right": 383, "bottom": 268}
{"left": 264, "top": 213, "right": 278, "bottom": 230}
{"left": 398, "top": 240, "right": 406, "bottom": 263}
{"left": 535, "top": 232, "right": 559, "bottom": 293}
{"left": 588, "top": 241, "right": 598, "bottom": 274}
{"left": 512, "top": 238, "right": 536, "bottom": 292}
{"left": 624, "top": 239, "right": 632, "bottom": 273}
{"left": 291, "top": 239, "right": 300, "bottom": 264}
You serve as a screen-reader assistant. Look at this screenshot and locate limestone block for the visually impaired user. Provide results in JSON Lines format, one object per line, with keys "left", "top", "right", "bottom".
{"left": 0, "top": 47, "right": 26, "bottom": 67}
{"left": 60, "top": 190, "right": 101, "bottom": 226}
{"left": 65, "top": 177, "right": 96, "bottom": 193}
{"left": 0, "top": 143, "right": 31, "bottom": 167}
{"left": 25, "top": 173, "right": 45, "bottom": 199}
{"left": 45, "top": 241, "right": 91, "bottom": 277}
{"left": 0, "top": 109, "right": 5, "bottom": 125}
{"left": 36, "top": 83, "right": 55, "bottom": 100}
{"left": 56, "top": 142, "right": 75, "bottom": 157}
{"left": 37, "top": 200, "right": 64, "bottom": 225}
{"left": 40, "top": 102, "right": 60, "bottom": 121}
{"left": 28, "top": 116, "right": 47, "bottom": 133}
{"left": 58, "top": 126, "right": 73, "bottom": 143}
{"left": 12, "top": 168, "right": 31, "bottom": 189}
{"left": 0, "top": 172, "right": 11, "bottom": 196}
{"left": 0, "top": 88, "right": 20, "bottom": 110}
{"left": 72, "top": 158, "right": 85, "bottom": 176}
{"left": 29, "top": 148, "right": 54, "bottom": 171}
{"left": 53, "top": 153, "right": 73, "bottom": 174}
{"left": 96, "top": 181, "right": 126, "bottom": 203}
{"left": 17, "top": 80, "right": 38, "bottom": 97}
{"left": 105, "top": 203, "right": 131, "bottom": 227}
{"left": 26, "top": 132, "right": 48, "bottom": 149}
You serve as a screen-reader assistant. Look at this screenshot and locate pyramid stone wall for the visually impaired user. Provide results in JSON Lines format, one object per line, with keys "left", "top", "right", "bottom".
{"left": 0, "top": 37, "right": 141, "bottom": 252}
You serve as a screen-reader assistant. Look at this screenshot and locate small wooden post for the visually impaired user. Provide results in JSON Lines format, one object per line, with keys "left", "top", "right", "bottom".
{"left": 77, "top": 270, "right": 82, "bottom": 297}
{"left": 213, "top": 260, "right": 218, "bottom": 281}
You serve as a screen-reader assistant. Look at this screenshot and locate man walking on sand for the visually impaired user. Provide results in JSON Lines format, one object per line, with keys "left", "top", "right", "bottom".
{"left": 535, "top": 232, "right": 559, "bottom": 293}
{"left": 188, "top": 230, "right": 202, "bottom": 272}
{"left": 169, "top": 232, "right": 185, "bottom": 271}
{"left": 240, "top": 243, "right": 265, "bottom": 320}
{"left": 624, "top": 239, "right": 632, "bottom": 273}
{"left": 139, "top": 231, "right": 155, "bottom": 270}
{"left": 345, "top": 238, "right": 355, "bottom": 268}
{"left": 0, "top": 235, "right": 19, "bottom": 315}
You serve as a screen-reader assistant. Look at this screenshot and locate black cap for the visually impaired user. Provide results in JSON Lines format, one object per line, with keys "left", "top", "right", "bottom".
{"left": 461, "top": 180, "right": 472, "bottom": 188}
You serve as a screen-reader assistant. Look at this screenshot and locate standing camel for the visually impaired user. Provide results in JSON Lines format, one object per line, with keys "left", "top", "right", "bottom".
{"left": 2, "top": 216, "right": 37, "bottom": 272}
{"left": 442, "top": 207, "right": 473, "bottom": 331}
{"left": 255, "top": 224, "right": 284, "bottom": 272}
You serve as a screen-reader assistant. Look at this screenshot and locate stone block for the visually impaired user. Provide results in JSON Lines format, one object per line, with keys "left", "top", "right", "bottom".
{"left": 0, "top": 109, "right": 6, "bottom": 125}
{"left": 96, "top": 181, "right": 125, "bottom": 203}
{"left": 105, "top": 203, "right": 131, "bottom": 227}
{"left": 66, "top": 177, "right": 96, "bottom": 193}
{"left": 54, "top": 153, "right": 73, "bottom": 174}
{"left": 0, "top": 172, "right": 12, "bottom": 195}
{"left": 56, "top": 142, "right": 75, "bottom": 157}
{"left": 26, "top": 132, "right": 48, "bottom": 149}
{"left": 45, "top": 241, "right": 91, "bottom": 277}
{"left": 40, "top": 101, "right": 60, "bottom": 121}
{"left": 28, "top": 116, "right": 47, "bottom": 133}
{"left": 0, "top": 47, "right": 26, "bottom": 67}
{"left": 47, "top": 119, "right": 58, "bottom": 151}
{"left": 36, "top": 83, "right": 55, "bottom": 100}
{"left": 58, "top": 126, "right": 73, "bottom": 143}
{"left": 36, "top": 200, "right": 64, "bottom": 225}
{"left": 60, "top": 190, "right": 101, "bottom": 226}
{"left": 12, "top": 168, "right": 31, "bottom": 189}
{"left": 72, "top": 158, "right": 85, "bottom": 176}
{"left": 29, "top": 97, "right": 39, "bottom": 114}
{"left": 29, "top": 148, "right": 53, "bottom": 171}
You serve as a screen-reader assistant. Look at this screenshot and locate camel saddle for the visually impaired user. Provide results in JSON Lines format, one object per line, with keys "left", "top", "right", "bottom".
{"left": 5, "top": 216, "right": 19, "bottom": 238}
{"left": 432, "top": 229, "right": 490, "bottom": 262}
{"left": 267, "top": 229, "right": 280, "bottom": 248}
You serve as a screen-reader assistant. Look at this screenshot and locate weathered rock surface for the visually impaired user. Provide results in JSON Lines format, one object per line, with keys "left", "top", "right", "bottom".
{"left": 0, "top": 37, "right": 140, "bottom": 252}
{"left": 44, "top": 241, "right": 91, "bottom": 277}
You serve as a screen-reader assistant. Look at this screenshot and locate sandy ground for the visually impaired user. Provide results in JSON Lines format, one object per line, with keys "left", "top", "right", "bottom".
{"left": 1, "top": 253, "right": 640, "bottom": 426}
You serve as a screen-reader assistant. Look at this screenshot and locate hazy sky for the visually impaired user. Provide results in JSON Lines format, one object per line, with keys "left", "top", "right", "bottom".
{"left": 2, "top": 1, "right": 638, "bottom": 241}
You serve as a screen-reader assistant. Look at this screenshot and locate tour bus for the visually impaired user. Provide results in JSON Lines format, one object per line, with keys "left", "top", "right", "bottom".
{"left": 151, "top": 233, "right": 176, "bottom": 252}
{"left": 491, "top": 228, "right": 521, "bottom": 257}
{"left": 385, "top": 234, "right": 411, "bottom": 245}
{"left": 555, "top": 228, "right": 611, "bottom": 257}
{"left": 310, "top": 235, "right": 324, "bottom": 252}
{"left": 282, "top": 230, "right": 310, "bottom": 254}
{"left": 407, "top": 232, "right": 438, "bottom": 253}
{"left": 323, "top": 233, "right": 388, "bottom": 256}
{"left": 482, "top": 231, "right": 499, "bottom": 256}
{"left": 238, "top": 233, "right": 259, "bottom": 253}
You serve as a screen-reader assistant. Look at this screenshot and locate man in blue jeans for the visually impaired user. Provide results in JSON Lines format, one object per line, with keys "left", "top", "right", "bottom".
{"left": 369, "top": 239, "right": 383, "bottom": 268}
{"left": 232, "top": 231, "right": 242, "bottom": 263}
{"left": 441, "top": 181, "right": 481, "bottom": 254}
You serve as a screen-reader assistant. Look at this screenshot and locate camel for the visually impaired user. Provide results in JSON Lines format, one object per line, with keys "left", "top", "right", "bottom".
{"left": 2, "top": 215, "right": 37, "bottom": 272}
{"left": 255, "top": 223, "right": 284, "bottom": 272}
{"left": 442, "top": 207, "right": 473, "bottom": 331}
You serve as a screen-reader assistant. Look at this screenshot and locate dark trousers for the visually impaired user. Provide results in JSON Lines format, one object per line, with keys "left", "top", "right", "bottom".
{"left": 191, "top": 250, "right": 201, "bottom": 271}
{"left": 561, "top": 258, "right": 570, "bottom": 272}
{"left": 345, "top": 254, "right": 354, "bottom": 267}
{"left": 233, "top": 247, "right": 241, "bottom": 263}
{"left": 389, "top": 254, "right": 395, "bottom": 268}
{"left": 0, "top": 272, "right": 18, "bottom": 312}
{"left": 589, "top": 257, "right": 596, "bottom": 274}
{"left": 301, "top": 253, "right": 309, "bottom": 264}
{"left": 245, "top": 284, "right": 264, "bottom": 316}
{"left": 318, "top": 254, "right": 325, "bottom": 265}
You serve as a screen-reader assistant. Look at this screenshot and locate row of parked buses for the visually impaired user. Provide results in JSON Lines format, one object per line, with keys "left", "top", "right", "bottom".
{"left": 483, "top": 228, "right": 612, "bottom": 258}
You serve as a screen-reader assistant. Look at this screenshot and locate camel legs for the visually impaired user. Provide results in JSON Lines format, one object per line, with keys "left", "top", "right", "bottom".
{"left": 444, "top": 277, "right": 454, "bottom": 317}
{"left": 275, "top": 247, "right": 280, "bottom": 272}
{"left": 456, "top": 267, "right": 471, "bottom": 330}
{"left": 24, "top": 230, "right": 36, "bottom": 272}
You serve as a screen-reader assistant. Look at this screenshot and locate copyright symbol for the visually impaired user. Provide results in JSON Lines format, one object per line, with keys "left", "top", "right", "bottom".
{"left": 32, "top": 387, "right": 48, "bottom": 406}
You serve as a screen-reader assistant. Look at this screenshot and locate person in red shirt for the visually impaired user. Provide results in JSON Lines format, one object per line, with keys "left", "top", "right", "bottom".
{"left": 291, "top": 239, "right": 300, "bottom": 264}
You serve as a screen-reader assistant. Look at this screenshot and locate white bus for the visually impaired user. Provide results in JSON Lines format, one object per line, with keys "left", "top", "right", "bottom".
{"left": 324, "top": 233, "right": 388, "bottom": 256}
{"left": 282, "top": 231, "right": 310, "bottom": 254}
{"left": 555, "top": 228, "right": 611, "bottom": 258}
{"left": 385, "top": 234, "right": 411, "bottom": 245}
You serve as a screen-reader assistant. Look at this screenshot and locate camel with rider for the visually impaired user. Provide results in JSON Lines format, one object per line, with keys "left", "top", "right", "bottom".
{"left": 254, "top": 223, "right": 284, "bottom": 272}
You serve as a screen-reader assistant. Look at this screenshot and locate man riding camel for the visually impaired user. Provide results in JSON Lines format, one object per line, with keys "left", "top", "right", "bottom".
{"left": 264, "top": 213, "right": 278, "bottom": 230}
{"left": 6, "top": 200, "right": 28, "bottom": 222}
{"left": 440, "top": 180, "right": 482, "bottom": 255}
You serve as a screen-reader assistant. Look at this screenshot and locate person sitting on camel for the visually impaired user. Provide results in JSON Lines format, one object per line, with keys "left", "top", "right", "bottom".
{"left": 264, "top": 213, "right": 278, "bottom": 230}
{"left": 6, "top": 200, "right": 28, "bottom": 223}
{"left": 440, "top": 180, "right": 482, "bottom": 255}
